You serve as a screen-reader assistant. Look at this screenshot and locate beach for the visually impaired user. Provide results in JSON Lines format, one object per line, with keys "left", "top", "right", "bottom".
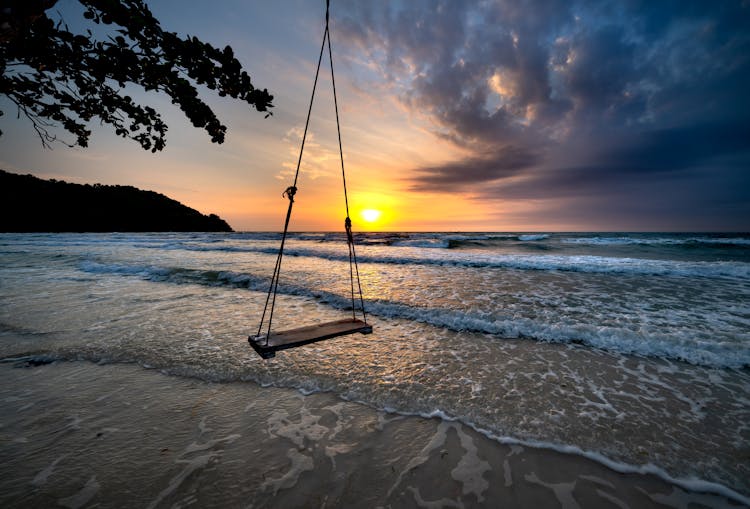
{"left": 1, "top": 359, "right": 745, "bottom": 508}
{"left": 1, "top": 232, "right": 749, "bottom": 507}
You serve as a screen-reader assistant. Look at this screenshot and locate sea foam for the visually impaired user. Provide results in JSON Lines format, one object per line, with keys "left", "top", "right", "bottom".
{"left": 117, "top": 242, "right": 750, "bottom": 280}
{"left": 76, "top": 260, "right": 750, "bottom": 368}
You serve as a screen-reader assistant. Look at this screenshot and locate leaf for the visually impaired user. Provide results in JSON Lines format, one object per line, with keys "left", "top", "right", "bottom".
{"left": 1, "top": 0, "right": 274, "bottom": 151}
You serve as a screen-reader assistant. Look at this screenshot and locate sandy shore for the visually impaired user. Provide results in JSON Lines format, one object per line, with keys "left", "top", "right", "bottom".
{"left": 0, "top": 360, "right": 746, "bottom": 508}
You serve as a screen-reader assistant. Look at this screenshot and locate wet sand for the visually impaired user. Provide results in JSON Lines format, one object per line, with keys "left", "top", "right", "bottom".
{"left": 0, "top": 361, "right": 745, "bottom": 508}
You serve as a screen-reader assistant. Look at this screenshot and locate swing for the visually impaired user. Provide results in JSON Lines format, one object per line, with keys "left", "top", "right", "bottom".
{"left": 248, "top": 0, "right": 371, "bottom": 360}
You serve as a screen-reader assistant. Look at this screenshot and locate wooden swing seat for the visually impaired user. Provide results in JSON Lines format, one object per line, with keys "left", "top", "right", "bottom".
{"left": 249, "top": 318, "right": 372, "bottom": 359}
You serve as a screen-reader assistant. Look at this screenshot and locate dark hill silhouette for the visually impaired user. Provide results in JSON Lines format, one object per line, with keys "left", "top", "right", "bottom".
{"left": 0, "top": 170, "right": 233, "bottom": 232}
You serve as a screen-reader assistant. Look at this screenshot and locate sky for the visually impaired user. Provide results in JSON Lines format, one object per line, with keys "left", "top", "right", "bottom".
{"left": 1, "top": 0, "right": 749, "bottom": 231}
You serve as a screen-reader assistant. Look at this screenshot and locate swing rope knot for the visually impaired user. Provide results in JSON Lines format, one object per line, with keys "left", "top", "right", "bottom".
{"left": 345, "top": 216, "right": 353, "bottom": 244}
{"left": 283, "top": 186, "right": 297, "bottom": 202}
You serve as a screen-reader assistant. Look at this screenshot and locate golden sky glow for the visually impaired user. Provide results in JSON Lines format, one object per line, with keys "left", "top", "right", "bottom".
{"left": 1, "top": 0, "right": 746, "bottom": 232}
{"left": 0, "top": 2, "right": 602, "bottom": 232}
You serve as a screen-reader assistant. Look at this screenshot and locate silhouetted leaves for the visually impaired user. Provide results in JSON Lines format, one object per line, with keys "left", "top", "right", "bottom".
{"left": 0, "top": 0, "right": 273, "bottom": 151}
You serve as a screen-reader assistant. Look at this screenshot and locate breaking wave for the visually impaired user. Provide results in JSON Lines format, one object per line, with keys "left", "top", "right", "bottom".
{"left": 77, "top": 260, "right": 750, "bottom": 368}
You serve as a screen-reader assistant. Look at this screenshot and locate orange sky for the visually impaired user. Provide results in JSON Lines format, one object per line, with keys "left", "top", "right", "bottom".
{"left": 0, "top": 7, "right": 505, "bottom": 232}
{"left": 0, "top": 2, "right": 494, "bottom": 232}
{"left": 2, "top": 1, "right": 747, "bottom": 232}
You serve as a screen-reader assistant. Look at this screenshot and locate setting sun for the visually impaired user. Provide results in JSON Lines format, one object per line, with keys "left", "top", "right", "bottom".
{"left": 361, "top": 209, "right": 382, "bottom": 223}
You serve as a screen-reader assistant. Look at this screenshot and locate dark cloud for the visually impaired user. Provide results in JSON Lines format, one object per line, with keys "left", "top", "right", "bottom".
{"left": 492, "top": 164, "right": 750, "bottom": 231}
{"left": 337, "top": 0, "right": 750, "bottom": 228}
{"left": 410, "top": 145, "right": 540, "bottom": 192}
{"left": 489, "top": 122, "right": 750, "bottom": 202}
{"left": 606, "top": 122, "right": 750, "bottom": 174}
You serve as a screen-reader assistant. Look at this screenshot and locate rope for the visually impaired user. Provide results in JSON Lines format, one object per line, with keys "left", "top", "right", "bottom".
{"left": 255, "top": 0, "right": 368, "bottom": 344}
{"left": 255, "top": 8, "right": 328, "bottom": 343}
{"left": 327, "top": 6, "right": 367, "bottom": 324}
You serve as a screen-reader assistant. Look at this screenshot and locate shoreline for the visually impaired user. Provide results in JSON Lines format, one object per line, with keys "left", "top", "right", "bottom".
{"left": 4, "top": 318, "right": 748, "bottom": 501}
{"left": 0, "top": 359, "right": 746, "bottom": 508}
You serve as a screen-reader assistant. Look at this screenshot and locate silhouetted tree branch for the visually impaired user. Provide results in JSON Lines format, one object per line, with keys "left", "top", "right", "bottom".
{"left": 0, "top": 0, "right": 274, "bottom": 151}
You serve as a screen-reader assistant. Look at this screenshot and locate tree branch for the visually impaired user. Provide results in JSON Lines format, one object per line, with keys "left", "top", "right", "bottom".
{"left": 0, "top": 0, "right": 273, "bottom": 151}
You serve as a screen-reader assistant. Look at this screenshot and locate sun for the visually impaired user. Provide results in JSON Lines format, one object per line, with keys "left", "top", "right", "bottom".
{"left": 361, "top": 209, "right": 382, "bottom": 223}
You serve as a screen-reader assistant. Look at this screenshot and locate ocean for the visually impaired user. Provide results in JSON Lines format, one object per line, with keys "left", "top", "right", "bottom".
{"left": 1, "top": 231, "right": 748, "bottom": 507}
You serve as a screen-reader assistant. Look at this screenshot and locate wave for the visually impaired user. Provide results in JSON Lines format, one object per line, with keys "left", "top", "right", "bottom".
{"left": 388, "top": 233, "right": 551, "bottom": 248}
{"left": 391, "top": 238, "right": 452, "bottom": 248}
{"left": 517, "top": 234, "right": 550, "bottom": 241}
{"left": 364, "top": 304, "right": 749, "bottom": 368}
{"left": 77, "top": 260, "right": 750, "bottom": 368}
{"left": 147, "top": 242, "right": 750, "bottom": 280}
{"left": 79, "top": 260, "right": 270, "bottom": 289}
{"left": 562, "top": 236, "right": 750, "bottom": 247}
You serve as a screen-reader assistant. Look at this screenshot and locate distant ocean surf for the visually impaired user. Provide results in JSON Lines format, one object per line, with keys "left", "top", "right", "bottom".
{"left": 1, "top": 231, "right": 748, "bottom": 506}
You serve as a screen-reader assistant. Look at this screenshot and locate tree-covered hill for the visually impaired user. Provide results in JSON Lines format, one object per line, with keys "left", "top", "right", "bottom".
{"left": 0, "top": 170, "right": 233, "bottom": 232}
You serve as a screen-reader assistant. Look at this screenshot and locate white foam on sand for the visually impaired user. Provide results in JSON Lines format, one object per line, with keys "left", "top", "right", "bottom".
{"left": 387, "top": 421, "right": 491, "bottom": 503}
{"left": 321, "top": 401, "right": 358, "bottom": 470}
{"left": 407, "top": 486, "right": 464, "bottom": 508}
{"left": 388, "top": 421, "right": 451, "bottom": 498}
{"left": 478, "top": 430, "right": 750, "bottom": 507}
{"left": 637, "top": 486, "right": 743, "bottom": 509}
{"left": 146, "top": 419, "right": 240, "bottom": 509}
{"left": 57, "top": 475, "right": 99, "bottom": 509}
{"left": 451, "top": 425, "right": 491, "bottom": 502}
{"left": 31, "top": 454, "right": 68, "bottom": 486}
{"left": 266, "top": 407, "right": 328, "bottom": 449}
{"left": 261, "top": 448, "right": 314, "bottom": 496}
{"left": 502, "top": 447, "right": 524, "bottom": 489}
{"left": 525, "top": 472, "right": 580, "bottom": 509}
{"left": 2, "top": 362, "right": 748, "bottom": 507}
{"left": 578, "top": 475, "right": 631, "bottom": 509}
{"left": 147, "top": 453, "right": 217, "bottom": 509}
{"left": 376, "top": 407, "right": 750, "bottom": 507}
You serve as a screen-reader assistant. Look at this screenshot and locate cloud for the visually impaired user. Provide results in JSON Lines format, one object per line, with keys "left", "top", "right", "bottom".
{"left": 604, "top": 122, "right": 750, "bottom": 174}
{"left": 278, "top": 126, "right": 338, "bottom": 181}
{"left": 489, "top": 122, "right": 750, "bottom": 201}
{"left": 335, "top": 0, "right": 750, "bottom": 228}
{"left": 409, "top": 144, "right": 540, "bottom": 191}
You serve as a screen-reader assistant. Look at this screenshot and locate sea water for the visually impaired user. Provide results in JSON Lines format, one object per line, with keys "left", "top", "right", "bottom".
{"left": 0, "top": 232, "right": 748, "bottom": 502}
